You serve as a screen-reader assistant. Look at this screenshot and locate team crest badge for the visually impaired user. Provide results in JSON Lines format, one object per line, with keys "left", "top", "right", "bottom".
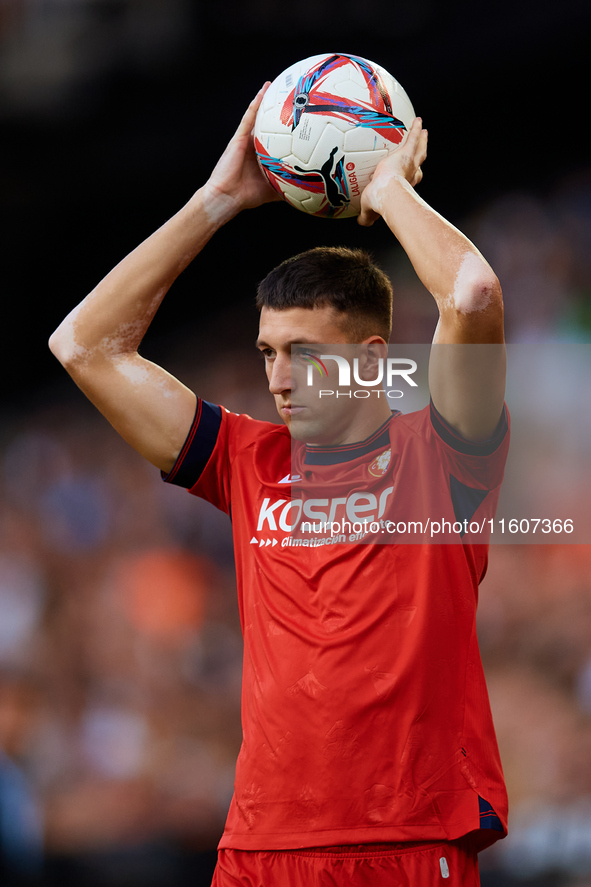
{"left": 368, "top": 448, "right": 391, "bottom": 477}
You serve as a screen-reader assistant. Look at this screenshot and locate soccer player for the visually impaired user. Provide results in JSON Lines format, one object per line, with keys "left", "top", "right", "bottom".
{"left": 49, "top": 84, "right": 508, "bottom": 885}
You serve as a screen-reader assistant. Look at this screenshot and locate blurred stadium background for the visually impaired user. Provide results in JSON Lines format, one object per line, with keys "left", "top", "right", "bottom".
{"left": 2, "top": 0, "right": 591, "bottom": 884}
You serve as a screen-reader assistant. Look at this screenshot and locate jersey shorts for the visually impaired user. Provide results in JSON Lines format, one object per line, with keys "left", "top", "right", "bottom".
{"left": 164, "top": 400, "right": 510, "bottom": 852}
{"left": 211, "top": 837, "right": 481, "bottom": 886}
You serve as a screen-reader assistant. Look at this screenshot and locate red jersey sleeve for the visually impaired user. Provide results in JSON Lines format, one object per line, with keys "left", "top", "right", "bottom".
{"left": 429, "top": 399, "right": 510, "bottom": 492}
{"left": 421, "top": 400, "right": 510, "bottom": 541}
{"left": 161, "top": 398, "right": 279, "bottom": 514}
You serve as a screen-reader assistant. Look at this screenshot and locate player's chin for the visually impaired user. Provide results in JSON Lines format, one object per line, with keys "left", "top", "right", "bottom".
{"left": 288, "top": 422, "right": 308, "bottom": 442}
{"left": 289, "top": 416, "right": 332, "bottom": 444}
{"left": 277, "top": 410, "right": 291, "bottom": 432}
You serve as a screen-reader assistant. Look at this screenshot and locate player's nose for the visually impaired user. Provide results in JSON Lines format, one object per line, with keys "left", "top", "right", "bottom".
{"left": 268, "top": 354, "right": 292, "bottom": 395}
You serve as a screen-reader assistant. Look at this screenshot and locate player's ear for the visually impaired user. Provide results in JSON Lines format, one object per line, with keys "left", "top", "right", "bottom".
{"left": 358, "top": 340, "right": 387, "bottom": 381}
{"left": 364, "top": 338, "right": 388, "bottom": 362}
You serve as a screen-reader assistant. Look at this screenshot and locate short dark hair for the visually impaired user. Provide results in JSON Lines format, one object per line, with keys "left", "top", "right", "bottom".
{"left": 256, "top": 246, "right": 393, "bottom": 342}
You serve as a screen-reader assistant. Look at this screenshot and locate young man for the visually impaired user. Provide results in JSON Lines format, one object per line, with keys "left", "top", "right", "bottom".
{"left": 49, "top": 84, "right": 508, "bottom": 885}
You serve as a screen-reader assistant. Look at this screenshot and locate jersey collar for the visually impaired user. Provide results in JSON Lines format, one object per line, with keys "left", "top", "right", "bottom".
{"left": 303, "top": 412, "right": 400, "bottom": 466}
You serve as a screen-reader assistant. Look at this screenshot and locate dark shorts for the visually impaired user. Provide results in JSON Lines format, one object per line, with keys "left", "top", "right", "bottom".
{"left": 211, "top": 837, "right": 480, "bottom": 886}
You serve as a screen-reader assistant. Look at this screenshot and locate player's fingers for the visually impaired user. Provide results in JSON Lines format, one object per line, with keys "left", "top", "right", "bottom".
{"left": 400, "top": 118, "right": 423, "bottom": 171}
{"left": 234, "top": 82, "right": 271, "bottom": 139}
{"left": 408, "top": 122, "right": 426, "bottom": 161}
{"left": 405, "top": 116, "right": 423, "bottom": 149}
{"left": 417, "top": 128, "right": 428, "bottom": 165}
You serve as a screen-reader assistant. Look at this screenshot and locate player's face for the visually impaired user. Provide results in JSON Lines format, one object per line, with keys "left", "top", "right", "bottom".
{"left": 257, "top": 306, "right": 382, "bottom": 444}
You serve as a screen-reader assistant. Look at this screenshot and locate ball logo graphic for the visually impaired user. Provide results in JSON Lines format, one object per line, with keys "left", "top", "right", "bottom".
{"left": 254, "top": 53, "right": 415, "bottom": 219}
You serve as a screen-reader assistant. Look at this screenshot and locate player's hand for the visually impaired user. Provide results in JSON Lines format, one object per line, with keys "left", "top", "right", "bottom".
{"left": 202, "top": 83, "right": 283, "bottom": 217}
{"left": 358, "top": 117, "right": 428, "bottom": 227}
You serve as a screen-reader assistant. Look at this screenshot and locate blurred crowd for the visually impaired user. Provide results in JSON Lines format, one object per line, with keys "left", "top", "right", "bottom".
{"left": 2, "top": 164, "right": 591, "bottom": 887}
{"left": 0, "top": 405, "right": 243, "bottom": 885}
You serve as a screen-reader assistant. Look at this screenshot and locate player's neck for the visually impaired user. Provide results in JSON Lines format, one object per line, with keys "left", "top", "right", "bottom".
{"left": 307, "top": 398, "right": 393, "bottom": 447}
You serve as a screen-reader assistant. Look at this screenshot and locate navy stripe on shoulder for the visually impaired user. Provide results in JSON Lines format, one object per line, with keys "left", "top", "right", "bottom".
{"left": 162, "top": 399, "right": 222, "bottom": 488}
{"left": 430, "top": 400, "right": 508, "bottom": 456}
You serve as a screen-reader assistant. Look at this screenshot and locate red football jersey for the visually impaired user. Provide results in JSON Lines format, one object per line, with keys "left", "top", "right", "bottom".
{"left": 164, "top": 401, "right": 510, "bottom": 851}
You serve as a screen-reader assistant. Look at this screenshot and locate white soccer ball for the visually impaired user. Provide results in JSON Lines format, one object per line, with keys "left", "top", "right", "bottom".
{"left": 254, "top": 53, "right": 415, "bottom": 219}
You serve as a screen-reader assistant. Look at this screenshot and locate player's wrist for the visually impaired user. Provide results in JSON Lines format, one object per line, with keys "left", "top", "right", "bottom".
{"left": 369, "top": 171, "right": 417, "bottom": 216}
{"left": 196, "top": 182, "right": 243, "bottom": 227}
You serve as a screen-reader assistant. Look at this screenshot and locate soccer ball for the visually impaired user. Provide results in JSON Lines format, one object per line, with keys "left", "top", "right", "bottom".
{"left": 254, "top": 53, "right": 415, "bottom": 219}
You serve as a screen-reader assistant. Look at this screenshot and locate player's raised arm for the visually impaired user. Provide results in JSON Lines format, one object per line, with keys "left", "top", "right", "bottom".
{"left": 358, "top": 118, "right": 505, "bottom": 442}
{"left": 49, "top": 85, "right": 281, "bottom": 473}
